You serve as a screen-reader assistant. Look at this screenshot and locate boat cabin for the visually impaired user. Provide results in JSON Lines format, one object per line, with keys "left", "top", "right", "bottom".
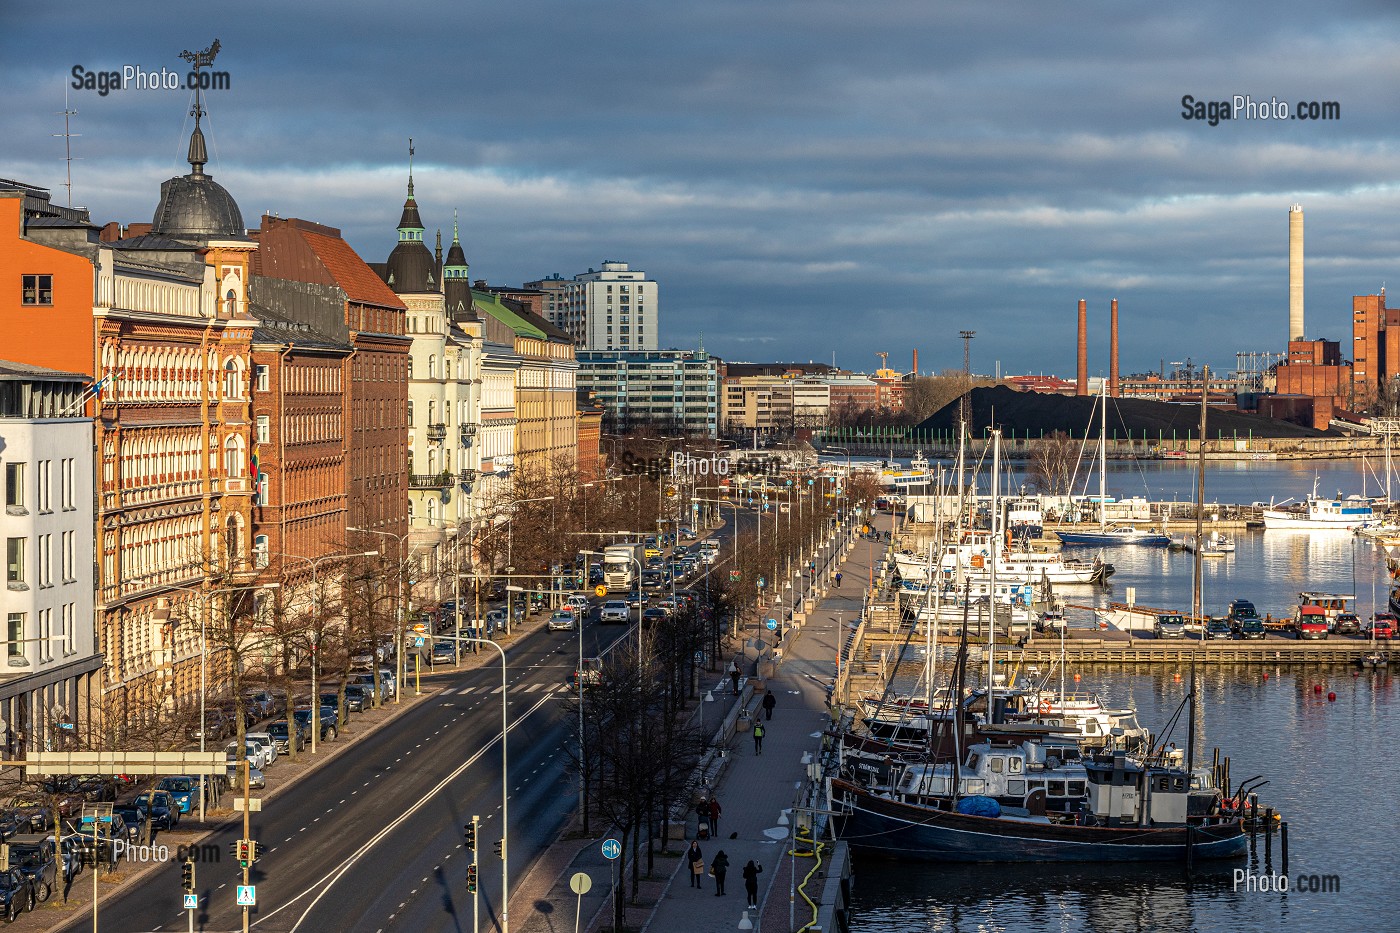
{"left": 1083, "top": 751, "right": 1190, "bottom": 827}
{"left": 1296, "top": 592, "right": 1355, "bottom": 622}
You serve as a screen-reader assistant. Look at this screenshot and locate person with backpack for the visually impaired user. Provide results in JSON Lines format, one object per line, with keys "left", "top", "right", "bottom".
{"left": 710, "top": 850, "right": 729, "bottom": 895}
{"left": 742, "top": 859, "right": 763, "bottom": 909}
{"left": 762, "top": 690, "right": 776, "bottom": 721}
{"left": 753, "top": 720, "right": 765, "bottom": 755}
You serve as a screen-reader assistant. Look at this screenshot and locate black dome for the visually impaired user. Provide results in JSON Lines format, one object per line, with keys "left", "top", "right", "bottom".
{"left": 150, "top": 124, "right": 245, "bottom": 241}
{"left": 385, "top": 240, "right": 437, "bottom": 294}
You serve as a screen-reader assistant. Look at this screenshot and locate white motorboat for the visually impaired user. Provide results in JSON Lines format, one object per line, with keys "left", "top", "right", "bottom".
{"left": 1262, "top": 480, "right": 1376, "bottom": 530}
{"left": 894, "top": 532, "right": 1111, "bottom": 585}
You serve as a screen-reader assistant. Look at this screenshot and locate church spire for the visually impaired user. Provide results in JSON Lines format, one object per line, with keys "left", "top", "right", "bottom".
{"left": 396, "top": 139, "right": 425, "bottom": 243}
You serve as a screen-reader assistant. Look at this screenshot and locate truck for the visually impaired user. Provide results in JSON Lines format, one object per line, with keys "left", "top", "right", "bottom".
{"left": 602, "top": 543, "right": 646, "bottom": 592}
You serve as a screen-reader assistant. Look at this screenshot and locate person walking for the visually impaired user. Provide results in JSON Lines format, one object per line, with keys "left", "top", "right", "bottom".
{"left": 708, "top": 797, "right": 722, "bottom": 835}
{"left": 729, "top": 659, "right": 741, "bottom": 695}
{"left": 835, "top": 571, "right": 842, "bottom": 588}
{"left": 710, "top": 850, "right": 729, "bottom": 896}
{"left": 762, "top": 690, "right": 776, "bottom": 721}
{"left": 753, "top": 720, "right": 765, "bottom": 755}
{"left": 695, "top": 799, "right": 710, "bottom": 838}
{"left": 742, "top": 859, "right": 763, "bottom": 909}
{"left": 687, "top": 840, "right": 705, "bottom": 888}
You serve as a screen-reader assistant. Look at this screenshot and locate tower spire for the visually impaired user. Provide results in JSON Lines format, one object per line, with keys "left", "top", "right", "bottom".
{"left": 453, "top": 208, "right": 460, "bottom": 243}
{"left": 178, "top": 39, "right": 220, "bottom": 178}
{"left": 408, "top": 138, "right": 415, "bottom": 198}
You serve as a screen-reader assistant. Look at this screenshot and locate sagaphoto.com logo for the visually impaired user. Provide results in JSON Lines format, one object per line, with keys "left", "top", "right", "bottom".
{"left": 1181, "top": 94, "right": 1340, "bottom": 126}
{"left": 71, "top": 38, "right": 229, "bottom": 97}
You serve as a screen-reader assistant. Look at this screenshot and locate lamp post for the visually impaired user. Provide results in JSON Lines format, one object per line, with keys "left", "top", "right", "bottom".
{"left": 580, "top": 549, "right": 644, "bottom": 657}
{"left": 347, "top": 527, "right": 422, "bottom": 704}
{"left": 274, "top": 551, "right": 378, "bottom": 753}
{"left": 157, "top": 580, "right": 279, "bottom": 823}
{"left": 499, "top": 496, "right": 556, "bottom": 627}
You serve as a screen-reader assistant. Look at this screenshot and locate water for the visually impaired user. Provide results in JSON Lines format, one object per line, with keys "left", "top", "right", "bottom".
{"left": 848, "top": 460, "right": 1394, "bottom": 932}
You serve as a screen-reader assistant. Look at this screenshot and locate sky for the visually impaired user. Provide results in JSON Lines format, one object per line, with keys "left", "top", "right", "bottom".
{"left": 4, "top": 1, "right": 1400, "bottom": 378}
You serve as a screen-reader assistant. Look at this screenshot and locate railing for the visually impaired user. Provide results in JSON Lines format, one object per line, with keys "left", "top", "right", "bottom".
{"left": 459, "top": 424, "right": 478, "bottom": 442}
{"left": 426, "top": 423, "right": 448, "bottom": 442}
{"left": 458, "top": 469, "right": 476, "bottom": 484}
{"left": 409, "top": 473, "right": 452, "bottom": 489}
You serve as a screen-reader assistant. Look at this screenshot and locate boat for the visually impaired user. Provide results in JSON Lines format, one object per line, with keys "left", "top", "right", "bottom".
{"left": 879, "top": 450, "right": 934, "bottom": 491}
{"left": 1055, "top": 384, "right": 1169, "bottom": 547}
{"left": 1094, "top": 602, "right": 1191, "bottom": 634}
{"left": 1183, "top": 530, "right": 1234, "bottom": 557}
{"left": 893, "top": 533, "right": 1112, "bottom": 585}
{"left": 1262, "top": 480, "right": 1376, "bottom": 530}
{"left": 1357, "top": 651, "right": 1390, "bottom": 669}
{"left": 1005, "top": 497, "right": 1045, "bottom": 542}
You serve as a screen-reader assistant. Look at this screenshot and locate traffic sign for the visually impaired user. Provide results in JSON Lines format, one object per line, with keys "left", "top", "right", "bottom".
{"left": 236, "top": 885, "right": 256, "bottom": 906}
{"left": 601, "top": 838, "right": 622, "bottom": 860}
{"left": 594, "top": 585, "right": 607, "bottom": 598}
{"left": 184, "top": 893, "right": 199, "bottom": 910}
{"left": 570, "top": 872, "right": 593, "bottom": 895}
{"left": 766, "top": 619, "right": 778, "bottom": 631}
{"left": 413, "top": 636, "right": 425, "bottom": 647}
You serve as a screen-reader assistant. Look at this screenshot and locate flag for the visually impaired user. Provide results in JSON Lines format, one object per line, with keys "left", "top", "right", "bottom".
{"left": 250, "top": 445, "right": 262, "bottom": 505}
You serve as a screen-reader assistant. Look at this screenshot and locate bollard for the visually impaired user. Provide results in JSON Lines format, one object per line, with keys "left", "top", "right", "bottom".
{"left": 1281, "top": 821, "right": 1289, "bottom": 875}
{"left": 1264, "top": 812, "right": 1272, "bottom": 862}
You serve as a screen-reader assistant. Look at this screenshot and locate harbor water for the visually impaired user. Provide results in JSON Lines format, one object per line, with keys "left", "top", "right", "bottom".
{"left": 848, "top": 461, "right": 1393, "bottom": 932}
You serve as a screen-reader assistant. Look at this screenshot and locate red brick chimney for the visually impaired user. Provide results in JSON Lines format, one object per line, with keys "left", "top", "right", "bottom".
{"left": 912, "top": 348, "right": 918, "bottom": 376}
{"left": 1110, "top": 298, "right": 1120, "bottom": 397}
{"left": 1076, "top": 299, "right": 1088, "bottom": 396}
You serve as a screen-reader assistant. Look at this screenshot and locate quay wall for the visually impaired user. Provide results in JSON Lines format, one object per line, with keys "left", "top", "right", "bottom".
{"left": 815, "top": 433, "right": 1389, "bottom": 461}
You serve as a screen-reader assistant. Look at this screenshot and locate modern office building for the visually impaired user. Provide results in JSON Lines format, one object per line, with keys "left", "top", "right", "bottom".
{"left": 576, "top": 348, "right": 718, "bottom": 436}
{"left": 527, "top": 261, "right": 658, "bottom": 351}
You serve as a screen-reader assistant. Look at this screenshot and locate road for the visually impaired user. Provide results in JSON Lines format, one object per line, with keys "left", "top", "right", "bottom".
{"left": 59, "top": 616, "right": 629, "bottom": 933}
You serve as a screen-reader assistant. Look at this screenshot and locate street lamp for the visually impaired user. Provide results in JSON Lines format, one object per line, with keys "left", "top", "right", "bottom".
{"left": 347, "top": 527, "right": 425, "bottom": 704}
{"left": 156, "top": 580, "right": 279, "bottom": 822}
{"left": 580, "top": 549, "right": 643, "bottom": 654}
{"left": 497, "top": 496, "right": 555, "bottom": 627}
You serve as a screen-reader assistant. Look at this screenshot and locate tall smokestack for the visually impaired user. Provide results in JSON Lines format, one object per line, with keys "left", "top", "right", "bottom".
{"left": 1289, "top": 204, "right": 1304, "bottom": 342}
{"left": 1110, "top": 298, "right": 1120, "bottom": 397}
{"left": 1076, "top": 299, "right": 1088, "bottom": 396}
{"left": 912, "top": 348, "right": 918, "bottom": 377}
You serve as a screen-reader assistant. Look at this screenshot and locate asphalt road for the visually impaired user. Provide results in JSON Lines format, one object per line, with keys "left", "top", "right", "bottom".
{"left": 58, "top": 616, "right": 630, "bottom": 933}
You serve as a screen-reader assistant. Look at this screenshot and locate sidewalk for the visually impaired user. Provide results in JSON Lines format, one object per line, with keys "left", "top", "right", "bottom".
{"left": 636, "top": 515, "right": 883, "bottom": 933}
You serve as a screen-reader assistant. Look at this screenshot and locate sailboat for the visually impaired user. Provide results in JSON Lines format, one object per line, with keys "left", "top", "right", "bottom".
{"left": 1056, "top": 383, "right": 1169, "bottom": 547}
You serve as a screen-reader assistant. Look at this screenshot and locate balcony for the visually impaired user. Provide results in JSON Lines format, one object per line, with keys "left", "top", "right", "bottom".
{"left": 459, "top": 424, "right": 478, "bottom": 445}
{"left": 426, "top": 423, "right": 448, "bottom": 442}
{"left": 409, "top": 473, "right": 453, "bottom": 490}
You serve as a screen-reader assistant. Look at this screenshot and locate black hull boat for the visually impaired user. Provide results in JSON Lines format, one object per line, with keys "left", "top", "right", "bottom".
{"left": 831, "top": 776, "right": 1247, "bottom": 863}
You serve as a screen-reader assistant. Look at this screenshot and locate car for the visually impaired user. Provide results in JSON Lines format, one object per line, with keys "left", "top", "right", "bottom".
{"left": 111, "top": 804, "right": 149, "bottom": 844}
{"left": 344, "top": 683, "right": 375, "bottom": 710}
{"left": 323, "top": 689, "right": 364, "bottom": 714}
{"left": 266, "top": 719, "right": 308, "bottom": 755}
{"left": 242, "top": 689, "right": 282, "bottom": 720}
{"left": 672, "top": 544, "right": 690, "bottom": 557}
{"left": 226, "top": 762, "right": 266, "bottom": 789}
{"left": 0, "top": 868, "right": 36, "bottom": 921}
{"left": 347, "top": 672, "right": 393, "bottom": 701}
{"left": 73, "top": 813, "right": 126, "bottom": 871}
{"left": 622, "top": 590, "right": 647, "bottom": 610}
{"left": 1297, "top": 606, "right": 1329, "bottom": 640}
{"left": 655, "top": 598, "right": 680, "bottom": 616}
{"left": 132, "top": 790, "right": 179, "bottom": 830}
{"left": 7, "top": 834, "right": 56, "bottom": 902}
{"left": 679, "top": 526, "right": 697, "bottom": 540}
{"left": 186, "top": 710, "right": 229, "bottom": 744}
{"left": 292, "top": 708, "right": 338, "bottom": 741}
{"left": 430, "top": 640, "right": 459, "bottom": 665}
{"left": 1237, "top": 619, "right": 1266, "bottom": 640}
{"left": 644, "top": 555, "right": 664, "bottom": 571}
{"left": 1204, "top": 619, "right": 1234, "bottom": 640}
{"left": 1227, "top": 598, "right": 1259, "bottom": 622}
{"left": 1153, "top": 614, "right": 1186, "bottom": 639}
{"left": 485, "top": 609, "right": 507, "bottom": 633}
{"left": 641, "top": 607, "right": 668, "bottom": 628}
{"left": 1332, "top": 612, "right": 1362, "bottom": 635}
{"left": 155, "top": 777, "right": 201, "bottom": 815}
{"left": 216, "top": 698, "right": 257, "bottom": 730}
{"left": 641, "top": 571, "right": 666, "bottom": 591}
{"left": 224, "top": 739, "right": 271, "bottom": 771}
{"left": 244, "top": 731, "right": 279, "bottom": 766}
{"left": 1367, "top": 614, "right": 1397, "bottom": 640}
{"left": 599, "top": 600, "right": 630, "bottom": 624}
{"left": 564, "top": 594, "right": 590, "bottom": 613}
{"left": 547, "top": 611, "right": 577, "bottom": 631}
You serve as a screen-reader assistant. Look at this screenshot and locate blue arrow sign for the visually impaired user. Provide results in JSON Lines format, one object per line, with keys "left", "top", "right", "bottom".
{"left": 766, "top": 619, "right": 778, "bottom": 631}
{"left": 601, "top": 838, "right": 622, "bottom": 860}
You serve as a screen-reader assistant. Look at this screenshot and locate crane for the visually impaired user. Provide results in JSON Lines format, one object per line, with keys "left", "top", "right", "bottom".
{"left": 876, "top": 351, "right": 889, "bottom": 371}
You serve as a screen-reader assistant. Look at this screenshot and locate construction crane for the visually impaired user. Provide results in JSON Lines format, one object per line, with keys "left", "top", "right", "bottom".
{"left": 876, "top": 351, "right": 889, "bottom": 371}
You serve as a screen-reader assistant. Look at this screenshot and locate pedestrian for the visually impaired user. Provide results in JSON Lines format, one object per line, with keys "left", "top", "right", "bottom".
{"left": 709, "top": 797, "right": 722, "bottom": 834}
{"left": 742, "top": 859, "right": 763, "bottom": 908}
{"left": 835, "top": 571, "right": 842, "bottom": 588}
{"left": 753, "top": 720, "right": 765, "bottom": 755}
{"left": 710, "top": 850, "right": 729, "bottom": 895}
{"left": 762, "top": 690, "right": 776, "bottom": 721}
{"left": 695, "top": 799, "right": 710, "bottom": 838}
{"left": 687, "top": 840, "right": 705, "bottom": 888}
{"left": 729, "top": 659, "right": 741, "bottom": 695}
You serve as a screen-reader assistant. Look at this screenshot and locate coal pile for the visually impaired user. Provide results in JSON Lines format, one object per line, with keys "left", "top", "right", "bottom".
{"left": 914, "top": 385, "right": 1327, "bottom": 439}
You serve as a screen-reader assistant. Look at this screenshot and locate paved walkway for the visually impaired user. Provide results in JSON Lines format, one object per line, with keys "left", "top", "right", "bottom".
{"left": 638, "top": 515, "right": 885, "bottom": 933}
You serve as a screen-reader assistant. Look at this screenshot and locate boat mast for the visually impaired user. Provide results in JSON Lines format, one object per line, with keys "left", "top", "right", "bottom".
{"left": 1099, "top": 380, "right": 1108, "bottom": 534}
{"left": 1188, "top": 365, "right": 1208, "bottom": 774}
{"left": 989, "top": 429, "right": 1000, "bottom": 704}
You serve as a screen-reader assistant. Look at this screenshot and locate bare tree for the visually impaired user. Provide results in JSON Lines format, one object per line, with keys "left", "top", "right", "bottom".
{"left": 1027, "top": 431, "right": 1080, "bottom": 496}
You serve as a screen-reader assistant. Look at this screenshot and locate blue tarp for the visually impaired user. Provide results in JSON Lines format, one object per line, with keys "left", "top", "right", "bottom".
{"left": 956, "top": 795, "right": 1002, "bottom": 818}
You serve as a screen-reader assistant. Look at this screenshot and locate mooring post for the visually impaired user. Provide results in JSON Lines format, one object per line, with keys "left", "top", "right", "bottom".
{"left": 1280, "top": 821, "right": 1289, "bottom": 875}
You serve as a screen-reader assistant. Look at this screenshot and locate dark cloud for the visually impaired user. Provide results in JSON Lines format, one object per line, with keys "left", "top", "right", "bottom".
{"left": 4, "top": 0, "right": 1399, "bottom": 375}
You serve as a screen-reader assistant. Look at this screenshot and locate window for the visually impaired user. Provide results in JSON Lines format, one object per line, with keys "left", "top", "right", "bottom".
{"left": 256, "top": 415, "right": 270, "bottom": 445}
{"left": 3, "top": 463, "right": 23, "bottom": 510}
{"left": 223, "top": 436, "right": 246, "bottom": 478}
{"left": 62, "top": 603, "right": 74, "bottom": 655}
{"left": 253, "top": 535, "right": 269, "bottom": 569}
{"left": 61, "top": 458, "right": 74, "bottom": 510}
{"left": 6, "top": 538, "right": 24, "bottom": 586}
{"left": 38, "top": 534, "right": 51, "bottom": 588}
{"left": 37, "top": 461, "right": 50, "bottom": 513}
{"left": 21, "top": 274, "right": 53, "bottom": 306}
{"left": 224, "top": 360, "right": 242, "bottom": 399}
{"left": 39, "top": 609, "right": 51, "bottom": 663}
{"left": 6, "top": 613, "right": 23, "bottom": 658}
{"left": 255, "top": 365, "right": 269, "bottom": 392}
{"left": 988, "top": 757, "right": 1004, "bottom": 774}
{"left": 61, "top": 530, "right": 74, "bottom": 582}
{"left": 407, "top": 400, "right": 414, "bottom": 426}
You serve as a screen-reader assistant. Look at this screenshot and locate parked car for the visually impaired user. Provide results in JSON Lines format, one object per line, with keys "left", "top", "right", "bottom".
{"left": 347, "top": 672, "right": 392, "bottom": 702}
{"left": 0, "top": 868, "right": 36, "bottom": 921}
{"left": 1204, "top": 619, "right": 1234, "bottom": 640}
{"left": 111, "top": 804, "right": 149, "bottom": 844}
{"left": 547, "top": 611, "right": 577, "bottom": 632}
{"left": 73, "top": 813, "right": 126, "bottom": 870}
{"left": 1367, "top": 613, "right": 1397, "bottom": 640}
{"left": 429, "top": 641, "right": 458, "bottom": 665}
{"left": 679, "top": 526, "right": 696, "bottom": 540}
{"left": 600, "top": 600, "right": 630, "bottom": 624}
{"left": 226, "top": 761, "right": 265, "bottom": 789}
{"left": 265, "top": 719, "right": 308, "bottom": 755}
{"left": 225, "top": 739, "right": 271, "bottom": 771}
{"left": 1153, "top": 614, "right": 1186, "bottom": 639}
{"left": 245, "top": 731, "right": 279, "bottom": 766}
{"left": 217, "top": 698, "right": 257, "bottom": 730}
{"left": 322, "top": 689, "right": 363, "bottom": 715}
{"left": 1226, "top": 599, "right": 1259, "bottom": 623}
{"left": 292, "top": 708, "right": 338, "bottom": 741}
{"left": 485, "top": 609, "right": 507, "bottom": 633}
{"left": 186, "top": 710, "right": 229, "bottom": 744}
{"left": 132, "top": 790, "right": 179, "bottom": 830}
{"left": 7, "top": 834, "right": 56, "bottom": 902}
{"left": 1332, "top": 612, "right": 1362, "bottom": 635}
{"left": 1237, "top": 618, "right": 1267, "bottom": 640}
{"left": 343, "top": 683, "right": 374, "bottom": 711}
{"left": 155, "top": 777, "right": 201, "bottom": 815}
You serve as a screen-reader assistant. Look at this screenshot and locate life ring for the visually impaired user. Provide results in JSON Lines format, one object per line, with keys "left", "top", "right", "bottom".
{"left": 1038, "top": 700, "right": 1053, "bottom": 713}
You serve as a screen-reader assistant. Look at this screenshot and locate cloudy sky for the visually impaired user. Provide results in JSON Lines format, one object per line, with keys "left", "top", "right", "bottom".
{"left": 5, "top": 1, "right": 1399, "bottom": 377}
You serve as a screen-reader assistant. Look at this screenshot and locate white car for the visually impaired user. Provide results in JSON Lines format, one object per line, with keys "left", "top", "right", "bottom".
{"left": 245, "top": 732, "right": 278, "bottom": 766}
{"left": 225, "top": 739, "right": 270, "bottom": 771}
{"left": 565, "top": 595, "right": 590, "bottom": 614}
{"left": 600, "top": 600, "right": 630, "bottom": 623}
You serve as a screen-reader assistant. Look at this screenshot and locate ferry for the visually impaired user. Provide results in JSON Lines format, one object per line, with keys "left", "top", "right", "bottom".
{"left": 879, "top": 450, "right": 935, "bottom": 491}
{"left": 1262, "top": 487, "right": 1376, "bottom": 531}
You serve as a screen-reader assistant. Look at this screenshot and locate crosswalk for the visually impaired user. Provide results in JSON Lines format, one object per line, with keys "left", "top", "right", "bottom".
{"left": 443, "top": 682, "right": 553, "bottom": 696}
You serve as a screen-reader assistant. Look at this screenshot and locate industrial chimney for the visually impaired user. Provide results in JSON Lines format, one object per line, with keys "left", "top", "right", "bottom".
{"left": 1076, "top": 299, "right": 1088, "bottom": 396}
{"left": 1289, "top": 205, "right": 1304, "bottom": 342}
{"left": 1110, "top": 298, "right": 1120, "bottom": 397}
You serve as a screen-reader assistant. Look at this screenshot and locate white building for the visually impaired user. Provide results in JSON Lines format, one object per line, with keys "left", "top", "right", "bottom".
{"left": 528, "top": 261, "right": 658, "bottom": 351}
{"left": 0, "top": 361, "right": 100, "bottom": 751}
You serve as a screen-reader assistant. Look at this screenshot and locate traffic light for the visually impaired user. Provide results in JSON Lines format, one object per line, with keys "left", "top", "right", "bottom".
{"left": 463, "top": 823, "right": 476, "bottom": 850}
{"left": 493, "top": 839, "right": 503, "bottom": 859}
{"left": 248, "top": 841, "right": 263, "bottom": 864}
{"left": 232, "top": 840, "right": 250, "bottom": 867}
{"left": 181, "top": 858, "right": 196, "bottom": 892}
{"left": 466, "top": 864, "right": 478, "bottom": 893}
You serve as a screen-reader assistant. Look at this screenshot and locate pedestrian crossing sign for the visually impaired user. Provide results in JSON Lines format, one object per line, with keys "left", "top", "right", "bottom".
{"left": 183, "top": 893, "right": 198, "bottom": 910}
{"left": 236, "top": 885, "right": 256, "bottom": 906}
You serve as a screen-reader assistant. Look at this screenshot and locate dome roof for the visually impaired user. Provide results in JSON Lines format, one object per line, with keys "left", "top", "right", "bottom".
{"left": 445, "top": 238, "right": 467, "bottom": 269}
{"left": 385, "top": 239, "right": 437, "bottom": 294}
{"left": 150, "top": 124, "right": 246, "bottom": 241}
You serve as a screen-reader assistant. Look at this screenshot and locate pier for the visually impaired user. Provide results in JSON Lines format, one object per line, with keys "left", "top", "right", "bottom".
{"left": 815, "top": 433, "right": 1394, "bottom": 461}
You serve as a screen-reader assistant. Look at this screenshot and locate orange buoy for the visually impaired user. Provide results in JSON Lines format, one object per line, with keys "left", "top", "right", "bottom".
{"left": 1073, "top": 673, "right": 1081, "bottom": 683}
{"left": 1173, "top": 672, "right": 1181, "bottom": 682}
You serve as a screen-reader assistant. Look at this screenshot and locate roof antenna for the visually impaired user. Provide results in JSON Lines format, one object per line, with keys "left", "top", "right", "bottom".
{"left": 52, "top": 87, "right": 80, "bottom": 208}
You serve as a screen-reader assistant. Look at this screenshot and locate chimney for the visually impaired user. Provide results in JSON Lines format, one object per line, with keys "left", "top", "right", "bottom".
{"left": 912, "top": 348, "right": 919, "bottom": 377}
{"left": 1110, "top": 298, "right": 1120, "bottom": 397}
{"left": 1076, "top": 299, "right": 1088, "bottom": 396}
{"left": 1289, "top": 205, "right": 1304, "bottom": 342}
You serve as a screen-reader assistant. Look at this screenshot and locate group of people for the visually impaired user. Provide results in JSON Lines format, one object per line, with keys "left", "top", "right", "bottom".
{"left": 687, "top": 840, "right": 763, "bottom": 908}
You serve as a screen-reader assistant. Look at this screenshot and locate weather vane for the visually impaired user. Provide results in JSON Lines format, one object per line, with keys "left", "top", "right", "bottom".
{"left": 179, "top": 39, "right": 221, "bottom": 121}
